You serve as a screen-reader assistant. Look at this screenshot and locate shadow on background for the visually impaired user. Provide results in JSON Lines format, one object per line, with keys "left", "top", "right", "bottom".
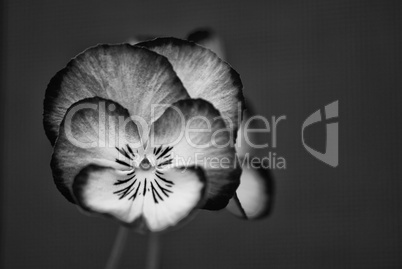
{"left": 1, "top": 0, "right": 402, "bottom": 268}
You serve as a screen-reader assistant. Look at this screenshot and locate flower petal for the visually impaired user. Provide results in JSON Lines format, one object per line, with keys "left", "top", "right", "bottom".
{"left": 51, "top": 97, "right": 141, "bottom": 202}
{"left": 44, "top": 44, "right": 189, "bottom": 145}
{"left": 73, "top": 164, "right": 206, "bottom": 232}
{"left": 235, "top": 107, "right": 260, "bottom": 157}
{"left": 142, "top": 166, "right": 206, "bottom": 232}
{"left": 136, "top": 37, "right": 244, "bottom": 137}
{"left": 228, "top": 105, "right": 275, "bottom": 219}
{"left": 150, "top": 98, "right": 241, "bottom": 210}
{"left": 226, "top": 162, "right": 274, "bottom": 219}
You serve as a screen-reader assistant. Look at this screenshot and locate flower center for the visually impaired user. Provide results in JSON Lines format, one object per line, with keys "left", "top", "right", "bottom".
{"left": 139, "top": 157, "right": 153, "bottom": 171}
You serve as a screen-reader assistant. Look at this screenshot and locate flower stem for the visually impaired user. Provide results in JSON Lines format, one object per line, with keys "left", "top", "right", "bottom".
{"left": 145, "top": 233, "right": 160, "bottom": 269}
{"left": 105, "top": 226, "right": 129, "bottom": 269}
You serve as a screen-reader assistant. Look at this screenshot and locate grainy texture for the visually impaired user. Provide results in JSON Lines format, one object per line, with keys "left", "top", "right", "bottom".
{"left": 2, "top": 0, "right": 402, "bottom": 268}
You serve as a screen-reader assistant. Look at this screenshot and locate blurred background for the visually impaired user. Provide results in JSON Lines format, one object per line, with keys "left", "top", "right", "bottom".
{"left": 1, "top": 0, "right": 402, "bottom": 268}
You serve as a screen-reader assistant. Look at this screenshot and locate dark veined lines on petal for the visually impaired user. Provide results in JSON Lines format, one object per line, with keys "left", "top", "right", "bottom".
{"left": 113, "top": 172, "right": 141, "bottom": 200}
{"left": 154, "top": 146, "right": 173, "bottom": 169}
{"left": 157, "top": 159, "right": 173, "bottom": 168}
{"left": 150, "top": 179, "right": 172, "bottom": 204}
{"left": 116, "top": 147, "right": 131, "bottom": 159}
{"left": 154, "top": 178, "right": 172, "bottom": 197}
{"left": 150, "top": 182, "right": 163, "bottom": 203}
{"left": 114, "top": 173, "right": 136, "bottom": 185}
{"left": 151, "top": 171, "right": 174, "bottom": 204}
{"left": 113, "top": 145, "right": 175, "bottom": 204}
{"left": 153, "top": 146, "right": 162, "bottom": 156}
{"left": 158, "top": 146, "right": 173, "bottom": 159}
{"left": 155, "top": 171, "right": 174, "bottom": 185}
{"left": 113, "top": 171, "right": 174, "bottom": 204}
{"left": 115, "top": 159, "right": 131, "bottom": 167}
{"left": 113, "top": 177, "right": 137, "bottom": 199}
{"left": 143, "top": 178, "right": 147, "bottom": 196}
{"left": 129, "top": 182, "right": 141, "bottom": 201}
{"left": 126, "top": 144, "right": 137, "bottom": 158}
{"left": 115, "top": 144, "right": 138, "bottom": 167}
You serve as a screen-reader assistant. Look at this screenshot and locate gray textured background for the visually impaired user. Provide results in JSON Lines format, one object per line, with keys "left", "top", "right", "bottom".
{"left": 1, "top": 0, "right": 402, "bottom": 268}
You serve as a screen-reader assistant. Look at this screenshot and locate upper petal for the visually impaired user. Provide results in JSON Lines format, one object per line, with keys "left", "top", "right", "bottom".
{"left": 150, "top": 98, "right": 241, "bottom": 210}
{"left": 136, "top": 37, "right": 244, "bottom": 138}
{"left": 44, "top": 44, "right": 189, "bottom": 145}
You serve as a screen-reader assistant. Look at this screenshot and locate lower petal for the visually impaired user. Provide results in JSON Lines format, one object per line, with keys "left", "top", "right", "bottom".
{"left": 73, "top": 165, "right": 206, "bottom": 232}
{"left": 142, "top": 167, "right": 206, "bottom": 232}
{"left": 73, "top": 165, "right": 142, "bottom": 223}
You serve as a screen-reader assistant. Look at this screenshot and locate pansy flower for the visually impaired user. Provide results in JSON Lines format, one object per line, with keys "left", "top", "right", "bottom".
{"left": 43, "top": 38, "right": 244, "bottom": 232}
